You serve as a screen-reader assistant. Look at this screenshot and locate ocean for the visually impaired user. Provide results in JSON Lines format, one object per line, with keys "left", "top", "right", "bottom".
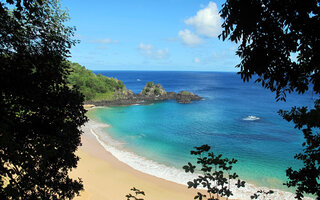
{"left": 88, "top": 71, "right": 316, "bottom": 198}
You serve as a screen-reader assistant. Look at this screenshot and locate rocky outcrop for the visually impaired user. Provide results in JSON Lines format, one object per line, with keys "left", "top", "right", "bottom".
{"left": 140, "top": 82, "right": 167, "bottom": 96}
{"left": 85, "top": 82, "right": 202, "bottom": 106}
{"left": 176, "top": 91, "right": 200, "bottom": 104}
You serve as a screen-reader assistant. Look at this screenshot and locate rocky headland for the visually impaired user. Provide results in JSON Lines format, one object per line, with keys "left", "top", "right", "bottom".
{"left": 85, "top": 81, "right": 202, "bottom": 106}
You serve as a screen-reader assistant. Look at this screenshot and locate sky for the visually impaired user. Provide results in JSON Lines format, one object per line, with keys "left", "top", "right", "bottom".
{"left": 62, "top": 0, "right": 240, "bottom": 71}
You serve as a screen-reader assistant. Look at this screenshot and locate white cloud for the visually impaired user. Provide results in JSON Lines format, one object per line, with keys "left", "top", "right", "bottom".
{"left": 194, "top": 57, "right": 200, "bottom": 63}
{"left": 178, "top": 29, "right": 203, "bottom": 47}
{"left": 139, "top": 43, "right": 153, "bottom": 54}
{"left": 91, "top": 38, "right": 118, "bottom": 44}
{"left": 138, "top": 43, "right": 169, "bottom": 59}
{"left": 185, "top": 2, "right": 221, "bottom": 38}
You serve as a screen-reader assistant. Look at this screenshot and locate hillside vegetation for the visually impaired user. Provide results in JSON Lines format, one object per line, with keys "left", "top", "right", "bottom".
{"left": 140, "top": 82, "right": 167, "bottom": 96}
{"left": 67, "top": 62, "right": 128, "bottom": 101}
{"left": 66, "top": 63, "right": 202, "bottom": 105}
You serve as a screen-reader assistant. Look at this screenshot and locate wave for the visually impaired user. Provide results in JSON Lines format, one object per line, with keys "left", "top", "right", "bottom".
{"left": 137, "top": 78, "right": 141, "bottom": 81}
{"left": 86, "top": 120, "right": 313, "bottom": 200}
{"left": 243, "top": 115, "right": 260, "bottom": 121}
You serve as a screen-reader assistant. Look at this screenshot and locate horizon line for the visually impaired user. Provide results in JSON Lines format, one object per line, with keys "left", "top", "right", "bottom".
{"left": 90, "top": 69, "right": 239, "bottom": 73}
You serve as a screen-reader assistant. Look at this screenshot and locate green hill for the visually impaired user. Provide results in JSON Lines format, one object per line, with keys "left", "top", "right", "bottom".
{"left": 67, "top": 62, "right": 130, "bottom": 101}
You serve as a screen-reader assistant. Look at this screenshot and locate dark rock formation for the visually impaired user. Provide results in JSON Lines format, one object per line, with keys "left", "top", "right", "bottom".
{"left": 85, "top": 82, "right": 202, "bottom": 106}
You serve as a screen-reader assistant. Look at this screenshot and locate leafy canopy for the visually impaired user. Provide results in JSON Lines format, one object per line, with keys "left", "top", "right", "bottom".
{"left": 220, "top": 0, "right": 320, "bottom": 199}
{"left": 220, "top": 0, "right": 319, "bottom": 101}
{"left": 0, "top": 0, "right": 87, "bottom": 199}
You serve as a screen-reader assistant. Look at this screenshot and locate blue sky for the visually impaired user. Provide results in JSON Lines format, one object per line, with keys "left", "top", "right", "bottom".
{"left": 62, "top": 0, "right": 240, "bottom": 71}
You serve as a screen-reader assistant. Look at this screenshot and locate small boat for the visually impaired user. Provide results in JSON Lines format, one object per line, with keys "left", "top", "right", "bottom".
{"left": 243, "top": 115, "right": 260, "bottom": 121}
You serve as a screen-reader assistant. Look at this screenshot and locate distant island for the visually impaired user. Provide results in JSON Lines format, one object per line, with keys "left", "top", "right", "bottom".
{"left": 67, "top": 62, "right": 202, "bottom": 106}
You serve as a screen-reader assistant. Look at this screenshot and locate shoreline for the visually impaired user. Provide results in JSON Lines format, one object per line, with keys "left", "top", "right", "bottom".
{"left": 70, "top": 120, "right": 206, "bottom": 200}
{"left": 72, "top": 111, "right": 314, "bottom": 200}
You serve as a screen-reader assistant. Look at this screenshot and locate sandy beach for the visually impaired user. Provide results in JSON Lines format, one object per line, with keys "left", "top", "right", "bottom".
{"left": 70, "top": 120, "right": 206, "bottom": 200}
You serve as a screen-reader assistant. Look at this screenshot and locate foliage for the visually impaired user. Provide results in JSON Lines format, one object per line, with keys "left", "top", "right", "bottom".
{"left": 220, "top": 0, "right": 320, "bottom": 199}
{"left": 183, "top": 145, "right": 245, "bottom": 200}
{"left": 220, "top": 0, "right": 319, "bottom": 101}
{"left": 145, "top": 87, "right": 150, "bottom": 93}
{"left": 180, "top": 91, "right": 194, "bottom": 95}
{"left": 126, "top": 187, "right": 145, "bottom": 200}
{"left": 0, "top": 0, "right": 87, "bottom": 199}
{"left": 155, "top": 83, "right": 161, "bottom": 88}
{"left": 141, "top": 82, "right": 166, "bottom": 96}
{"left": 250, "top": 190, "right": 274, "bottom": 200}
{"left": 279, "top": 100, "right": 320, "bottom": 199}
{"left": 146, "top": 82, "right": 154, "bottom": 88}
{"left": 67, "top": 62, "right": 125, "bottom": 101}
{"left": 154, "top": 87, "right": 161, "bottom": 96}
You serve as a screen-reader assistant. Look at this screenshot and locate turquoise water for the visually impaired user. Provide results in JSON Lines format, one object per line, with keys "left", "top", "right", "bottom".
{"left": 90, "top": 71, "right": 315, "bottom": 193}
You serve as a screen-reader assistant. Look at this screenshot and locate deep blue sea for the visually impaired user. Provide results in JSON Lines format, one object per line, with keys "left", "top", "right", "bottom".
{"left": 89, "top": 71, "right": 316, "bottom": 195}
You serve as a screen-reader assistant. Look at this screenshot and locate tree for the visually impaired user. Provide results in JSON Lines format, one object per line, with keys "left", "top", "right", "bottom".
{"left": 220, "top": 0, "right": 319, "bottom": 199}
{"left": 0, "top": 0, "right": 87, "bottom": 199}
{"left": 183, "top": 145, "right": 245, "bottom": 200}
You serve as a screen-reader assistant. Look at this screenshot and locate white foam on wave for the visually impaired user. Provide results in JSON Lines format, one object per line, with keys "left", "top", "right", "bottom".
{"left": 89, "top": 127, "right": 197, "bottom": 184}
{"left": 87, "top": 120, "right": 313, "bottom": 200}
{"left": 243, "top": 115, "right": 260, "bottom": 121}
